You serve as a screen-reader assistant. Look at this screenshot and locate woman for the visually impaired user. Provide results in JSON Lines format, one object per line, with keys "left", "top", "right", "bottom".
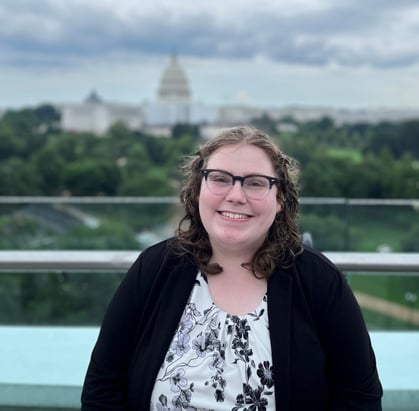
{"left": 81, "top": 126, "right": 382, "bottom": 410}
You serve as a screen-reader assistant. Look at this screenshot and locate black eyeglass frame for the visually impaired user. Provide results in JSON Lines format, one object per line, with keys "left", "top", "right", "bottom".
{"left": 200, "top": 168, "right": 280, "bottom": 191}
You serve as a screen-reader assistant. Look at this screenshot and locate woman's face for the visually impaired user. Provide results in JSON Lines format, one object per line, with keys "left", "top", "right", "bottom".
{"left": 198, "top": 143, "right": 282, "bottom": 256}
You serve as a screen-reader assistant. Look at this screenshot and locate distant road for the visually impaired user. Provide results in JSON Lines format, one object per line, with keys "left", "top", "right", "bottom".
{"left": 355, "top": 292, "right": 419, "bottom": 326}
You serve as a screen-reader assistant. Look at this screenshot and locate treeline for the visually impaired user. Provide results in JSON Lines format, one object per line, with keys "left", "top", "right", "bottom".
{"left": 1, "top": 105, "right": 419, "bottom": 199}
{"left": 0, "top": 106, "right": 198, "bottom": 196}
{"left": 253, "top": 114, "right": 419, "bottom": 199}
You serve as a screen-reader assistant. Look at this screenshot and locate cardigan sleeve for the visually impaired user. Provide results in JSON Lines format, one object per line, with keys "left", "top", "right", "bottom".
{"left": 80, "top": 240, "right": 170, "bottom": 410}
{"left": 80, "top": 251, "right": 144, "bottom": 410}
{"left": 299, "top": 249, "right": 383, "bottom": 410}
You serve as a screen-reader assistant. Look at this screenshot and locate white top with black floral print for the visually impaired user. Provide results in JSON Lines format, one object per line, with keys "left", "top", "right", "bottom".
{"left": 150, "top": 272, "right": 275, "bottom": 411}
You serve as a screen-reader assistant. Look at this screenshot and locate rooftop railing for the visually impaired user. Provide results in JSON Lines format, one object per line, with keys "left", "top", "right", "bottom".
{"left": 0, "top": 250, "right": 418, "bottom": 410}
{"left": 1, "top": 249, "right": 419, "bottom": 273}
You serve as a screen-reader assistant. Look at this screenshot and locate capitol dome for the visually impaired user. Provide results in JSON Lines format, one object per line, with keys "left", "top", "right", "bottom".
{"left": 157, "top": 53, "right": 191, "bottom": 103}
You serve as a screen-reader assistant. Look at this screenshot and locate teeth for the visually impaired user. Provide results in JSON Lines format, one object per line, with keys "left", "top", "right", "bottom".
{"left": 221, "top": 211, "right": 249, "bottom": 219}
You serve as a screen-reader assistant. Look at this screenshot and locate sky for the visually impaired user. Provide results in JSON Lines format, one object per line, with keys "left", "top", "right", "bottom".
{"left": 1, "top": 0, "right": 419, "bottom": 110}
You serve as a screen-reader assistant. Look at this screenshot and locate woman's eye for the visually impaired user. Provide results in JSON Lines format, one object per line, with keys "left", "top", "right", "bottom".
{"left": 210, "top": 174, "right": 230, "bottom": 183}
{"left": 246, "top": 178, "right": 266, "bottom": 188}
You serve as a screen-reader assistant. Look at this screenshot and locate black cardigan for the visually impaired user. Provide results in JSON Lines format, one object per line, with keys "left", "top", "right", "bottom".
{"left": 81, "top": 239, "right": 382, "bottom": 410}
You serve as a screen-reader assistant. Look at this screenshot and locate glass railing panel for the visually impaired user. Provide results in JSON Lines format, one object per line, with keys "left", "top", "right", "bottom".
{"left": 1, "top": 269, "right": 418, "bottom": 410}
{"left": 1, "top": 196, "right": 419, "bottom": 253}
{"left": 0, "top": 271, "right": 124, "bottom": 326}
{"left": 0, "top": 197, "right": 181, "bottom": 251}
{"left": 1, "top": 271, "right": 418, "bottom": 329}
{"left": 299, "top": 198, "right": 419, "bottom": 252}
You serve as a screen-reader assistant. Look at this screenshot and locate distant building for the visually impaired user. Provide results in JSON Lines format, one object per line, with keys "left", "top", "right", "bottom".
{"left": 58, "top": 53, "right": 218, "bottom": 136}
{"left": 59, "top": 90, "right": 144, "bottom": 135}
{"left": 56, "top": 53, "right": 419, "bottom": 136}
{"left": 144, "top": 53, "right": 217, "bottom": 132}
{"left": 158, "top": 53, "right": 191, "bottom": 103}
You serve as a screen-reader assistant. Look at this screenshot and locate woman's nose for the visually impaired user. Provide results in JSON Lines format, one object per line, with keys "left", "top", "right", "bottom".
{"left": 225, "top": 181, "right": 247, "bottom": 201}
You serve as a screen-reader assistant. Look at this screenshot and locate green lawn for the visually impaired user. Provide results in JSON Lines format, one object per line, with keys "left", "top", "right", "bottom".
{"left": 358, "top": 307, "right": 415, "bottom": 331}
{"left": 348, "top": 274, "right": 419, "bottom": 331}
{"left": 326, "top": 147, "right": 363, "bottom": 163}
{"left": 348, "top": 274, "right": 419, "bottom": 306}
{"left": 349, "top": 223, "right": 404, "bottom": 251}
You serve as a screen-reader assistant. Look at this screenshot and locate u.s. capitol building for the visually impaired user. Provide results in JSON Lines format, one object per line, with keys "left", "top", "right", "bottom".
{"left": 58, "top": 53, "right": 419, "bottom": 136}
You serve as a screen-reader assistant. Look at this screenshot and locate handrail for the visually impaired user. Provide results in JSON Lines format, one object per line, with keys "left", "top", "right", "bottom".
{"left": 0, "top": 195, "right": 418, "bottom": 206}
{"left": 0, "top": 195, "right": 179, "bottom": 204}
{"left": 0, "top": 250, "right": 419, "bottom": 273}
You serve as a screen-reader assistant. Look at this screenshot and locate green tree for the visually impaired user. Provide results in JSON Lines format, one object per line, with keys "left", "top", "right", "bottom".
{"left": 142, "top": 135, "right": 169, "bottom": 165}
{"left": 299, "top": 213, "right": 353, "bottom": 251}
{"left": 171, "top": 123, "right": 200, "bottom": 139}
{"left": 64, "top": 160, "right": 121, "bottom": 196}
{"left": 0, "top": 157, "right": 42, "bottom": 195}
{"left": 299, "top": 158, "right": 346, "bottom": 197}
{"left": 362, "top": 121, "right": 419, "bottom": 160}
{"left": 32, "top": 145, "right": 66, "bottom": 194}
{"left": 106, "top": 122, "right": 135, "bottom": 158}
{"left": 250, "top": 113, "right": 278, "bottom": 135}
{"left": 54, "top": 221, "right": 139, "bottom": 250}
{"left": 118, "top": 166, "right": 173, "bottom": 196}
{"left": 0, "top": 125, "right": 25, "bottom": 159}
{"left": 401, "top": 222, "right": 419, "bottom": 251}
{"left": 0, "top": 214, "right": 54, "bottom": 249}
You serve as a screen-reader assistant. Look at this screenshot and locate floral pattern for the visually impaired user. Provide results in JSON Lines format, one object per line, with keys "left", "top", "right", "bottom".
{"left": 150, "top": 273, "right": 275, "bottom": 411}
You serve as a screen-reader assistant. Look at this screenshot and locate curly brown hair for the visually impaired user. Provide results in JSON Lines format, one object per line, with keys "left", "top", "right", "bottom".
{"left": 173, "top": 125, "right": 303, "bottom": 278}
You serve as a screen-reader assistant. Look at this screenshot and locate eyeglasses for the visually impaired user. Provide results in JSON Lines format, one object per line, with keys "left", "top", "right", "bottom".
{"left": 201, "top": 169, "right": 280, "bottom": 200}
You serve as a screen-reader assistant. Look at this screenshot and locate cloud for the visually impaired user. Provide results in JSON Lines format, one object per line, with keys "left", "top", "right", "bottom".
{"left": 1, "top": 0, "right": 419, "bottom": 69}
{"left": 1, "top": 0, "right": 419, "bottom": 110}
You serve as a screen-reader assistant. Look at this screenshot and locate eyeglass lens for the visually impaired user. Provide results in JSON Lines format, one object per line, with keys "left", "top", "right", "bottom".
{"left": 204, "top": 170, "right": 272, "bottom": 199}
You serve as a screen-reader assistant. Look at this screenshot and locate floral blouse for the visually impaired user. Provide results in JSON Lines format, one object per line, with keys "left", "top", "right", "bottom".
{"left": 150, "top": 272, "right": 276, "bottom": 411}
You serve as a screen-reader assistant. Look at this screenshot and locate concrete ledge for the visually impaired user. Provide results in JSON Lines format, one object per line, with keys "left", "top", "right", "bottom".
{"left": 0, "top": 384, "right": 81, "bottom": 408}
{"left": 382, "top": 390, "right": 419, "bottom": 411}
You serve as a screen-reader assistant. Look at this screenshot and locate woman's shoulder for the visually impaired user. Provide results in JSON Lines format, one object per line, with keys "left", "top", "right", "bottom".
{"left": 140, "top": 238, "right": 173, "bottom": 259}
{"left": 138, "top": 237, "right": 193, "bottom": 270}
{"left": 295, "top": 246, "right": 340, "bottom": 273}
{"left": 126, "top": 238, "right": 194, "bottom": 293}
{"left": 291, "top": 247, "right": 356, "bottom": 316}
{"left": 292, "top": 246, "right": 345, "bottom": 290}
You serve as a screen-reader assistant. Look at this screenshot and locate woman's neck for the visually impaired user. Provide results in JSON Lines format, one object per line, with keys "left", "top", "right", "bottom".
{"left": 204, "top": 265, "right": 267, "bottom": 315}
{"left": 210, "top": 244, "right": 256, "bottom": 270}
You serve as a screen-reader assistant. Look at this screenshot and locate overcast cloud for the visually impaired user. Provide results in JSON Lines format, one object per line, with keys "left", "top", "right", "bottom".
{"left": 1, "top": 0, "right": 419, "bottom": 108}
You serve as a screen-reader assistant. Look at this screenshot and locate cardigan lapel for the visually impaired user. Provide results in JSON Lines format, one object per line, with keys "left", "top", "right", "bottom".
{"left": 129, "top": 252, "right": 198, "bottom": 409}
{"left": 267, "top": 267, "right": 293, "bottom": 411}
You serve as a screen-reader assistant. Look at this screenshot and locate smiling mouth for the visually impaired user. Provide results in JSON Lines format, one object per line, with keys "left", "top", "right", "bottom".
{"left": 219, "top": 211, "right": 251, "bottom": 219}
